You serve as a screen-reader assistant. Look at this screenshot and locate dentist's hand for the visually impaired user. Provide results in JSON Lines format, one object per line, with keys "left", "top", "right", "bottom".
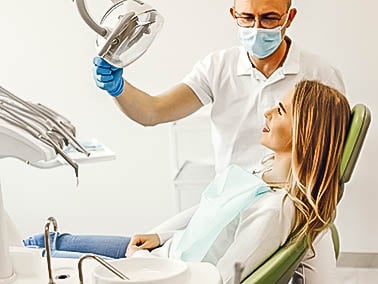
{"left": 93, "top": 57, "right": 124, "bottom": 97}
{"left": 126, "top": 234, "right": 160, "bottom": 257}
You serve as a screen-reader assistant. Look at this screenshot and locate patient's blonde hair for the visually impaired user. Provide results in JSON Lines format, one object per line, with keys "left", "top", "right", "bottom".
{"left": 287, "top": 80, "right": 350, "bottom": 253}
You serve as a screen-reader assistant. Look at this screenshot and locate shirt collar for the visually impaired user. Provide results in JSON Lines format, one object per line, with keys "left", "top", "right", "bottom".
{"left": 281, "top": 40, "right": 300, "bottom": 75}
{"left": 236, "top": 40, "right": 300, "bottom": 77}
{"left": 236, "top": 46, "right": 253, "bottom": 76}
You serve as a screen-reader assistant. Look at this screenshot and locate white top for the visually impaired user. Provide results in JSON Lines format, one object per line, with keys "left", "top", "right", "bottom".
{"left": 181, "top": 42, "right": 345, "bottom": 174}
{"left": 135, "top": 189, "right": 294, "bottom": 284}
{"left": 136, "top": 189, "right": 337, "bottom": 284}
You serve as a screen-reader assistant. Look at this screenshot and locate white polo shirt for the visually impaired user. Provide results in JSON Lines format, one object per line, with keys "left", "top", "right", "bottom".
{"left": 182, "top": 41, "right": 345, "bottom": 174}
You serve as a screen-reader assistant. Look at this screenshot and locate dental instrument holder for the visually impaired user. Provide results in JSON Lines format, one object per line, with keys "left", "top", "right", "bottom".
{"left": 74, "top": 0, "right": 164, "bottom": 68}
{"left": 0, "top": 86, "right": 86, "bottom": 184}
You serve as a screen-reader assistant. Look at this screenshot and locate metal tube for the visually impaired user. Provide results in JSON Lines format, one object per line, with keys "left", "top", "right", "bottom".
{"left": 29, "top": 105, "right": 89, "bottom": 156}
{"left": 75, "top": 0, "right": 108, "bottom": 37}
{"left": 44, "top": 217, "right": 58, "bottom": 284}
{"left": 78, "top": 254, "right": 130, "bottom": 284}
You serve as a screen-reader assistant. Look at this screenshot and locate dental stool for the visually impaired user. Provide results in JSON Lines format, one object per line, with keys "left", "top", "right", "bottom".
{"left": 236, "top": 104, "right": 371, "bottom": 284}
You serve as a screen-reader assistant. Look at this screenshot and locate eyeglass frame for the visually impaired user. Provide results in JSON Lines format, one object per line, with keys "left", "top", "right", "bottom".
{"left": 234, "top": 10, "right": 290, "bottom": 29}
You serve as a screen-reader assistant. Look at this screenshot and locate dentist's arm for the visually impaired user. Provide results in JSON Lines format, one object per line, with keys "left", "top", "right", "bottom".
{"left": 93, "top": 57, "right": 203, "bottom": 126}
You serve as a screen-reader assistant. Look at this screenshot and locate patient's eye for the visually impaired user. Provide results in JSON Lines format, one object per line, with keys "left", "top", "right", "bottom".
{"left": 277, "top": 107, "right": 282, "bottom": 115}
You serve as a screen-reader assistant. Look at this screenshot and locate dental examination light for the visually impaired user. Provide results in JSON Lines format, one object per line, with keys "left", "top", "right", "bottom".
{"left": 74, "top": 0, "right": 164, "bottom": 67}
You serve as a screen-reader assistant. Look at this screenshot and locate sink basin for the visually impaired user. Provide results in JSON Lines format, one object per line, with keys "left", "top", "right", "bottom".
{"left": 92, "top": 257, "right": 189, "bottom": 284}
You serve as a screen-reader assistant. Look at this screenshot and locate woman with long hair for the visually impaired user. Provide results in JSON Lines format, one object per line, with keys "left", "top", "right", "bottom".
{"left": 24, "top": 80, "right": 351, "bottom": 284}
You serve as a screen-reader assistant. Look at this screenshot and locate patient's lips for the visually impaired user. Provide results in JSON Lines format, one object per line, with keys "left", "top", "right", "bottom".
{"left": 262, "top": 125, "right": 270, "bottom": 133}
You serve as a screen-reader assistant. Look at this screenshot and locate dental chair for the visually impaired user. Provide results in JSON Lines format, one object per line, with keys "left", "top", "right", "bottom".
{"left": 236, "top": 104, "right": 371, "bottom": 284}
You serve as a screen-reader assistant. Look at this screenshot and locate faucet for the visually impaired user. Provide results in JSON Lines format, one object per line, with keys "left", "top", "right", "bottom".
{"left": 44, "top": 217, "right": 58, "bottom": 284}
{"left": 78, "top": 253, "right": 130, "bottom": 284}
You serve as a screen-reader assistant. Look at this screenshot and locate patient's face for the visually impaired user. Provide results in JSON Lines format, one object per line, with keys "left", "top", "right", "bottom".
{"left": 260, "top": 90, "right": 293, "bottom": 153}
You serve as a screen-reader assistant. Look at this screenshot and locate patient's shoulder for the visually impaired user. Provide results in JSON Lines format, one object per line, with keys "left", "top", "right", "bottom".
{"left": 259, "top": 189, "right": 293, "bottom": 210}
{"left": 239, "top": 189, "right": 295, "bottom": 246}
{"left": 242, "top": 189, "right": 295, "bottom": 221}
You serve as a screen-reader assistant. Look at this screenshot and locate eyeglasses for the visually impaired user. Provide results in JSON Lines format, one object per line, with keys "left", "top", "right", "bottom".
{"left": 234, "top": 11, "right": 288, "bottom": 29}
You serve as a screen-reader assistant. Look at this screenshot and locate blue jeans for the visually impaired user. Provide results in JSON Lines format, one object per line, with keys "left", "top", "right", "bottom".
{"left": 23, "top": 232, "right": 131, "bottom": 259}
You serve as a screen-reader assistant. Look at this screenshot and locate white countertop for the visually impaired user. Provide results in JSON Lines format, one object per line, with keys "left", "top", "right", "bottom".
{"left": 11, "top": 257, "right": 222, "bottom": 284}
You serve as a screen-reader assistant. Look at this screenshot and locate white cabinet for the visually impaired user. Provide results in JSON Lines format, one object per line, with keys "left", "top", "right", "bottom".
{"left": 170, "top": 107, "right": 215, "bottom": 212}
{"left": 173, "top": 161, "right": 215, "bottom": 212}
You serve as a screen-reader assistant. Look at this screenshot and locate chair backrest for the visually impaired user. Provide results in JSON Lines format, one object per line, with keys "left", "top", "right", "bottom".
{"left": 238, "top": 104, "right": 371, "bottom": 284}
{"left": 338, "top": 104, "right": 371, "bottom": 200}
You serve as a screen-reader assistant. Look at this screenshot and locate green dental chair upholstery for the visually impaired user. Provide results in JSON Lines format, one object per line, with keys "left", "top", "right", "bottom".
{"left": 237, "top": 104, "right": 371, "bottom": 284}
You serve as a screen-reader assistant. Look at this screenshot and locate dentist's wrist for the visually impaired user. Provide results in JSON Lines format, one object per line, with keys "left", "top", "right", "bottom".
{"left": 108, "top": 78, "right": 124, "bottom": 97}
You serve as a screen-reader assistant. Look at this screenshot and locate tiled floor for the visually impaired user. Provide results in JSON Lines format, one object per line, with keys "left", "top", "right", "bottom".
{"left": 336, "top": 267, "right": 378, "bottom": 283}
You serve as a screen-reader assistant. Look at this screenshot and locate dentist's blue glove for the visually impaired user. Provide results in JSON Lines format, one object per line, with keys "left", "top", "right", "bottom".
{"left": 93, "top": 57, "right": 124, "bottom": 97}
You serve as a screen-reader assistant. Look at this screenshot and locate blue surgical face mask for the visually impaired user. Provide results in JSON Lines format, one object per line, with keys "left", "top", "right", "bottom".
{"left": 238, "top": 19, "right": 288, "bottom": 59}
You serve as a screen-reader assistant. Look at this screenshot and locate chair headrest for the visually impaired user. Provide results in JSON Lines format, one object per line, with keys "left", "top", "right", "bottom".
{"left": 340, "top": 104, "right": 371, "bottom": 184}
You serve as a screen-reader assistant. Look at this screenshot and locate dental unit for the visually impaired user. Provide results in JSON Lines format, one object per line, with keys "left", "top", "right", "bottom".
{"left": 0, "top": 84, "right": 220, "bottom": 283}
{"left": 0, "top": 85, "right": 115, "bottom": 283}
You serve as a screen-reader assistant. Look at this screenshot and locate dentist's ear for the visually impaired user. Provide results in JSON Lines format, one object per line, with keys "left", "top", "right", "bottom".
{"left": 230, "top": 7, "right": 236, "bottom": 18}
{"left": 285, "top": 8, "right": 297, "bottom": 28}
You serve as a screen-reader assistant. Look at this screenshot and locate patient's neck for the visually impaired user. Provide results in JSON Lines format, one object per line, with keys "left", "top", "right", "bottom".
{"left": 262, "top": 153, "right": 291, "bottom": 185}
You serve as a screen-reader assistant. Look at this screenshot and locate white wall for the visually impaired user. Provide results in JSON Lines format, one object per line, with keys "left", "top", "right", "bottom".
{"left": 0, "top": 0, "right": 376, "bottom": 253}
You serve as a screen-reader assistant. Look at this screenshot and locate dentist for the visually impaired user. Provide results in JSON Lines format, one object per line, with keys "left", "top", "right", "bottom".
{"left": 93, "top": 0, "right": 345, "bottom": 174}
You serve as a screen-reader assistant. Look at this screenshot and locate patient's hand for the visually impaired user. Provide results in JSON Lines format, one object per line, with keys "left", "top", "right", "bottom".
{"left": 126, "top": 234, "right": 160, "bottom": 257}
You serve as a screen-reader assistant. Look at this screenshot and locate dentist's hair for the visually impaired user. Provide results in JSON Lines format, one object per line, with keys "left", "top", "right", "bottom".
{"left": 233, "top": 0, "right": 291, "bottom": 9}
{"left": 287, "top": 80, "right": 350, "bottom": 253}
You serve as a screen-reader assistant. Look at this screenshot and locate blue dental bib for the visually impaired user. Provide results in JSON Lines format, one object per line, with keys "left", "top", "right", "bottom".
{"left": 171, "top": 164, "right": 270, "bottom": 262}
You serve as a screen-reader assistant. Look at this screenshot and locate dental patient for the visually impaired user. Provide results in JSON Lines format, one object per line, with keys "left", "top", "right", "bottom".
{"left": 24, "top": 80, "right": 350, "bottom": 284}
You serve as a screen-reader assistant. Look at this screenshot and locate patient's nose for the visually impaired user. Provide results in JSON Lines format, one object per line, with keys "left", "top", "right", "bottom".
{"left": 264, "top": 108, "right": 272, "bottom": 118}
